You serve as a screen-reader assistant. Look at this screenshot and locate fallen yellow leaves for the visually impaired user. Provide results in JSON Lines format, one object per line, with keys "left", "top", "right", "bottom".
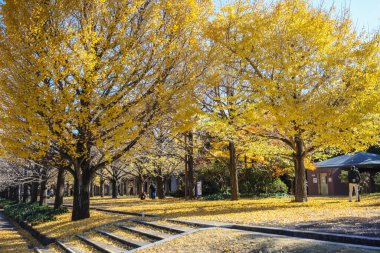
{"left": 0, "top": 227, "right": 31, "bottom": 253}
{"left": 33, "top": 210, "right": 127, "bottom": 240}
{"left": 134, "top": 228, "right": 378, "bottom": 253}
{"left": 83, "top": 194, "right": 380, "bottom": 227}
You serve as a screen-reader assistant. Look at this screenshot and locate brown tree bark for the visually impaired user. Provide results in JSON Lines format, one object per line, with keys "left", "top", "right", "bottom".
{"left": 184, "top": 134, "right": 189, "bottom": 199}
{"left": 17, "top": 184, "right": 22, "bottom": 202}
{"left": 22, "top": 183, "right": 29, "bottom": 203}
{"left": 124, "top": 181, "right": 128, "bottom": 195}
{"left": 156, "top": 176, "right": 165, "bottom": 199}
{"left": 39, "top": 180, "right": 47, "bottom": 206}
{"left": 39, "top": 168, "right": 47, "bottom": 206}
{"left": 120, "top": 180, "right": 124, "bottom": 196}
{"left": 137, "top": 175, "right": 146, "bottom": 198}
{"left": 54, "top": 167, "right": 65, "bottom": 209}
{"left": 65, "top": 181, "right": 70, "bottom": 196}
{"left": 111, "top": 179, "right": 118, "bottom": 198}
{"left": 90, "top": 180, "right": 94, "bottom": 197}
{"left": 72, "top": 169, "right": 92, "bottom": 221}
{"left": 30, "top": 181, "right": 39, "bottom": 203}
{"left": 99, "top": 178, "right": 105, "bottom": 197}
{"left": 294, "top": 137, "right": 308, "bottom": 202}
{"left": 229, "top": 141, "right": 239, "bottom": 200}
{"left": 186, "top": 131, "right": 195, "bottom": 199}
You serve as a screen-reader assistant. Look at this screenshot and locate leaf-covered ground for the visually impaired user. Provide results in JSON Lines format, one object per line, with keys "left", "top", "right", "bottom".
{"left": 64, "top": 194, "right": 380, "bottom": 236}
{"left": 134, "top": 228, "right": 380, "bottom": 253}
{"left": 0, "top": 212, "right": 38, "bottom": 252}
{"left": 0, "top": 228, "right": 31, "bottom": 253}
{"left": 33, "top": 210, "right": 127, "bottom": 240}
{"left": 28, "top": 195, "right": 380, "bottom": 252}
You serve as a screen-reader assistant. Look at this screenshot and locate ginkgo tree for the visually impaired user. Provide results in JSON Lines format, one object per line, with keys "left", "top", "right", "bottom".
{"left": 197, "top": 54, "right": 252, "bottom": 200}
{"left": 140, "top": 129, "right": 184, "bottom": 199}
{"left": 0, "top": 0, "right": 212, "bottom": 220}
{"left": 209, "top": 0, "right": 380, "bottom": 202}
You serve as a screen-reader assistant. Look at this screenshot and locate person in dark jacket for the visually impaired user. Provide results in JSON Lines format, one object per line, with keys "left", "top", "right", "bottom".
{"left": 348, "top": 166, "right": 361, "bottom": 202}
{"left": 150, "top": 182, "right": 156, "bottom": 200}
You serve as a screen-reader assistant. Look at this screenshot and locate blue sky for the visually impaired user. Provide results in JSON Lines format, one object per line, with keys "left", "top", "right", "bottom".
{"left": 312, "top": 0, "right": 380, "bottom": 32}
{"left": 215, "top": 0, "right": 380, "bottom": 33}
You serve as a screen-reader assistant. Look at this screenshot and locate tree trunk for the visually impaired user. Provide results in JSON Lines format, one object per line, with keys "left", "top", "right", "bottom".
{"left": 65, "top": 181, "right": 70, "bottom": 196}
{"left": 17, "top": 184, "right": 22, "bottom": 203}
{"left": 184, "top": 134, "right": 189, "bottom": 199}
{"left": 124, "top": 181, "right": 128, "bottom": 195}
{"left": 157, "top": 176, "right": 165, "bottom": 199}
{"left": 39, "top": 179, "right": 47, "bottom": 206}
{"left": 294, "top": 137, "right": 308, "bottom": 202}
{"left": 138, "top": 176, "right": 144, "bottom": 196}
{"left": 22, "top": 183, "right": 29, "bottom": 203}
{"left": 186, "top": 131, "right": 195, "bottom": 199}
{"left": 120, "top": 180, "right": 124, "bottom": 196}
{"left": 54, "top": 167, "right": 65, "bottom": 209}
{"left": 111, "top": 179, "right": 118, "bottom": 199}
{"left": 184, "top": 155, "right": 189, "bottom": 199}
{"left": 99, "top": 179, "right": 104, "bottom": 197}
{"left": 72, "top": 170, "right": 91, "bottom": 221}
{"left": 30, "top": 181, "right": 39, "bottom": 203}
{"left": 90, "top": 180, "right": 94, "bottom": 197}
{"left": 229, "top": 141, "right": 239, "bottom": 200}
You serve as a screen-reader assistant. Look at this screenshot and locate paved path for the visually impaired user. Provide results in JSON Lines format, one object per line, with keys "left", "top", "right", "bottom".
{"left": 0, "top": 210, "right": 14, "bottom": 230}
{"left": 0, "top": 210, "right": 31, "bottom": 253}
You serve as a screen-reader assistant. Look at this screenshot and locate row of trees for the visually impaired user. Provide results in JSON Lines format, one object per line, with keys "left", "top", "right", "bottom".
{"left": 0, "top": 0, "right": 379, "bottom": 220}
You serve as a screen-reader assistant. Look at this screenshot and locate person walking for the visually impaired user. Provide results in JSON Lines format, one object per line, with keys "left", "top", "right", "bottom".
{"left": 150, "top": 182, "right": 156, "bottom": 200}
{"left": 348, "top": 166, "right": 361, "bottom": 202}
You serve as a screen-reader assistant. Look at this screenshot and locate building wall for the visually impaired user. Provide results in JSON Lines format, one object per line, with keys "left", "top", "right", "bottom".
{"left": 307, "top": 168, "right": 348, "bottom": 196}
{"left": 332, "top": 168, "right": 348, "bottom": 195}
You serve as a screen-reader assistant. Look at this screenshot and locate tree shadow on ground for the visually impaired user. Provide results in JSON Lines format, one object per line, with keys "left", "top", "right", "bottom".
{"left": 237, "top": 232, "right": 380, "bottom": 253}
{"left": 289, "top": 216, "right": 380, "bottom": 237}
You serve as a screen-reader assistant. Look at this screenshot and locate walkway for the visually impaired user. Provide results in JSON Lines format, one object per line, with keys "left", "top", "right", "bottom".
{"left": 0, "top": 210, "right": 14, "bottom": 230}
{"left": 0, "top": 210, "right": 31, "bottom": 252}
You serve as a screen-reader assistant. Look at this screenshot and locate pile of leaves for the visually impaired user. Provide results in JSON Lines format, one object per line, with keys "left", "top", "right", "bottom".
{"left": 4, "top": 202, "right": 68, "bottom": 225}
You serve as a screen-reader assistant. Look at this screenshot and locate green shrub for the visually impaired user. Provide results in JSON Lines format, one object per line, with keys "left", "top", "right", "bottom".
{"left": 4, "top": 203, "right": 68, "bottom": 225}
{"left": 339, "top": 170, "right": 348, "bottom": 183}
{"left": 204, "top": 189, "right": 231, "bottom": 200}
{"left": 267, "top": 178, "right": 288, "bottom": 194}
{"left": 0, "top": 198, "right": 15, "bottom": 208}
{"left": 198, "top": 160, "right": 228, "bottom": 196}
{"left": 374, "top": 172, "right": 380, "bottom": 192}
{"left": 359, "top": 172, "right": 371, "bottom": 193}
{"left": 258, "top": 192, "right": 290, "bottom": 198}
{"left": 169, "top": 189, "right": 185, "bottom": 198}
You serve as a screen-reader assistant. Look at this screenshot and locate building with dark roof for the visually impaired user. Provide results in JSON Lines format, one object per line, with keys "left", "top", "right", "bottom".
{"left": 307, "top": 152, "right": 380, "bottom": 196}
